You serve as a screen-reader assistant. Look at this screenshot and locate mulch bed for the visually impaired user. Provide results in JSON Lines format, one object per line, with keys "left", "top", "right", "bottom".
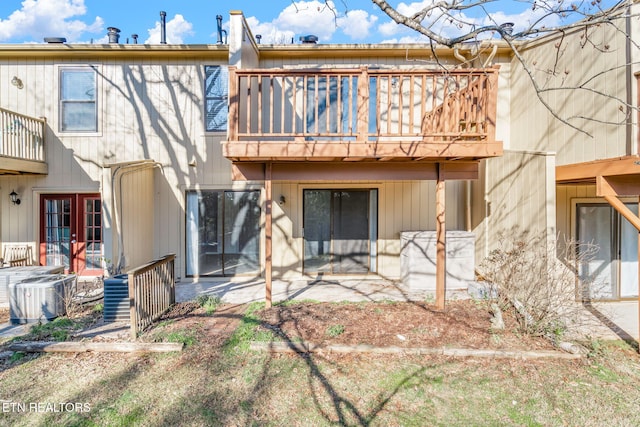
{"left": 255, "top": 300, "right": 555, "bottom": 350}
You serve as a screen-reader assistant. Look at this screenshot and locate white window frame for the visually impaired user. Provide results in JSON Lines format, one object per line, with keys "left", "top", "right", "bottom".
{"left": 59, "top": 66, "right": 99, "bottom": 133}
{"left": 204, "top": 65, "right": 229, "bottom": 132}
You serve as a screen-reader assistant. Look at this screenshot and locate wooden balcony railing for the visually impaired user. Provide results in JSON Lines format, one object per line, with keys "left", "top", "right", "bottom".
{"left": 128, "top": 254, "right": 176, "bottom": 339}
{"left": 224, "top": 66, "right": 501, "bottom": 162}
{"left": 0, "top": 108, "right": 46, "bottom": 164}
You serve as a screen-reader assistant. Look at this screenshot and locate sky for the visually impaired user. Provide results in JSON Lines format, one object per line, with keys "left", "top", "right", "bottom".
{"left": 0, "top": 0, "right": 620, "bottom": 45}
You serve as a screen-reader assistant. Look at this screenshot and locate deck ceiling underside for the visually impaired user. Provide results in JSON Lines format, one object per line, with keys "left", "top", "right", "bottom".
{"left": 231, "top": 160, "right": 480, "bottom": 181}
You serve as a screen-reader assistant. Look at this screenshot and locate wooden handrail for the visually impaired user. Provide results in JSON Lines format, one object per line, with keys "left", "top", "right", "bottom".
{"left": 0, "top": 107, "right": 46, "bottom": 163}
{"left": 228, "top": 67, "right": 499, "bottom": 144}
{"left": 128, "top": 254, "right": 176, "bottom": 339}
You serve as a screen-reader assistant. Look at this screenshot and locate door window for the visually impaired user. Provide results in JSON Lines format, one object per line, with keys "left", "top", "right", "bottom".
{"left": 40, "top": 194, "right": 102, "bottom": 275}
{"left": 186, "top": 190, "right": 260, "bottom": 276}
{"left": 577, "top": 202, "right": 638, "bottom": 299}
{"left": 303, "top": 189, "right": 377, "bottom": 274}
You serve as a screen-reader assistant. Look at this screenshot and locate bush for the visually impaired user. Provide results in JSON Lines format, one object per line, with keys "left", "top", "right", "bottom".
{"left": 478, "top": 232, "right": 598, "bottom": 340}
{"left": 196, "top": 294, "right": 222, "bottom": 315}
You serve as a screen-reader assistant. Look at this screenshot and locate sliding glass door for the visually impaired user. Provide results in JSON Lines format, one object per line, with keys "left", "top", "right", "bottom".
{"left": 577, "top": 203, "right": 638, "bottom": 300}
{"left": 303, "top": 189, "right": 377, "bottom": 274}
{"left": 186, "top": 190, "right": 260, "bottom": 276}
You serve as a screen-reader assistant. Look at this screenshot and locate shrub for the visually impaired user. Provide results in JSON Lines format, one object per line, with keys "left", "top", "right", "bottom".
{"left": 478, "top": 231, "right": 598, "bottom": 340}
{"left": 326, "top": 324, "right": 345, "bottom": 338}
{"left": 196, "top": 294, "right": 221, "bottom": 315}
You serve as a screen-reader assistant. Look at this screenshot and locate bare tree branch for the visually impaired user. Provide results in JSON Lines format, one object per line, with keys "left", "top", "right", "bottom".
{"left": 366, "top": 0, "right": 636, "bottom": 135}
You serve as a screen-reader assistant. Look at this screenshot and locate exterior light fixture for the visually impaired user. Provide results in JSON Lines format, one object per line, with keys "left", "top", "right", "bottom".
{"left": 279, "top": 195, "right": 286, "bottom": 205}
{"left": 11, "top": 76, "right": 23, "bottom": 89}
{"left": 9, "top": 190, "right": 20, "bottom": 205}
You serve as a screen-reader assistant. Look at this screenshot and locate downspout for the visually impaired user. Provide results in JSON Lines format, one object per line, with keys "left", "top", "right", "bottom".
{"left": 109, "top": 161, "right": 162, "bottom": 274}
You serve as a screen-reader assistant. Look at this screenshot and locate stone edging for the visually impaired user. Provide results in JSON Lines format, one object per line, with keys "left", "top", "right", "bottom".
{"left": 250, "top": 341, "right": 582, "bottom": 360}
{"left": 7, "top": 341, "right": 183, "bottom": 353}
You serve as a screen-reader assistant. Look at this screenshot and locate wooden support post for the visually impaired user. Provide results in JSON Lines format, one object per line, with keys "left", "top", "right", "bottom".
{"left": 265, "top": 163, "right": 273, "bottom": 308}
{"left": 436, "top": 163, "right": 446, "bottom": 310}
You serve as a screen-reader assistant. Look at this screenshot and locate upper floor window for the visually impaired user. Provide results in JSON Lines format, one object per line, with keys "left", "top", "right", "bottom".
{"left": 204, "top": 65, "right": 228, "bottom": 132}
{"left": 60, "top": 68, "right": 97, "bottom": 132}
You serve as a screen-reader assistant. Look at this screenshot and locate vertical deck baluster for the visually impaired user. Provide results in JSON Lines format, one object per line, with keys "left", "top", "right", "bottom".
{"left": 302, "top": 75, "right": 308, "bottom": 135}
{"left": 398, "top": 75, "right": 404, "bottom": 135}
{"left": 280, "top": 76, "right": 286, "bottom": 134}
{"left": 336, "top": 75, "right": 342, "bottom": 136}
{"left": 257, "top": 75, "right": 263, "bottom": 135}
{"left": 268, "top": 75, "right": 274, "bottom": 134}
{"left": 245, "top": 75, "right": 252, "bottom": 136}
{"left": 314, "top": 74, "right": 319, "bottom": 135}
{"left": 409, "top": 75, "right": 415, "bottom": 135}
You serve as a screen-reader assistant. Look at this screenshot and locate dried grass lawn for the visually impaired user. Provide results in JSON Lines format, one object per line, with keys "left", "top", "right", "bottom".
{"left": 1, "top": 300, "right": 639, "bottom": 426}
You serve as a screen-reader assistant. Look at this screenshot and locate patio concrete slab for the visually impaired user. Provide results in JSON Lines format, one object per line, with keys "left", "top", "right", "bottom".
{"left": 0, "top": 323, "right": 29, "bottom": 339}
{"left": 176, "top": 276, "right": 469, "bottom": 305}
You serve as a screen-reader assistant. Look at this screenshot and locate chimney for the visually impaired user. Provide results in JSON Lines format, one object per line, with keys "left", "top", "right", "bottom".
{"left": 299, "top": 35, "right": 318, "bottom": 44}
{"left": 160, "top": 11, "right": 167, "bottom": 44}
{"left": 216, "top": 15, "right": 223, "bottom": 44}
{"left": 132, "top": 34, "right": 139, "bottom": 44}
{"left": 107, "top": 27, "right": 121, "bottom": 44}
{"left": 44, "top": 37, "right": 66, "bottom": 44}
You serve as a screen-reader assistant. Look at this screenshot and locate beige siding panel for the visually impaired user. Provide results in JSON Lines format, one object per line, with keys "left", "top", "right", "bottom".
{"left": 118, "top": 166, "right": 155, "bottom": 271}
{"left": 474, "top": 151, "right": 556, "bottom": 264}
{"left": 510, "top": 21, "right": 629, "bottom": 164}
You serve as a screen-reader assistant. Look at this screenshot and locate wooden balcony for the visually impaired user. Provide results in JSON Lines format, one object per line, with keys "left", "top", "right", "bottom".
{"left": 223, "top": 66, "right": 502, "bottom": 163}
{"left": 0, "top": 108, "right": 47, "bottom": 175}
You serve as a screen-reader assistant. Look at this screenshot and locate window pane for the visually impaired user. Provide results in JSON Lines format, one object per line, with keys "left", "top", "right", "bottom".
{"left": 577, "top": 205, "right": 615, "bottom": 299}
{"left": 223, "top": 191, "right": 260, "bottom": 275}
{"left": 186, "top": 190, "right": 260, "bottom": 276}
{"left": 61, "top": 102, "right": 96, "bottom": 131}
{"left": 62, "top": 70, "right": 95, "bottom": 101}
{"left": 204, "top": 65, "right": 228, "bottom": 131}
{"left": 61, "top": 68, "right": 97, "bottom": 132}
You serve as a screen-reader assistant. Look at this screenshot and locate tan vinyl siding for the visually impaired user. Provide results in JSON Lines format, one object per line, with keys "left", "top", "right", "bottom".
{"left": 474, "top": 151, "right": 556, "bottom": 263}
{"left": 118, "top": 166, "right": 155, "bottom": 271}
{"left": 510, "top": 19, "right": 630, "bottom": 164}
{"left": 271, "top": 180, "right": 465, "bottom": 279}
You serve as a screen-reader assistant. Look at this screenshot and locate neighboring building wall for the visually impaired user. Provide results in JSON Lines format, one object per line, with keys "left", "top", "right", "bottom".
{"left": 0, "top": 53, "right": 229, "bottom": 276}
{"left": 473, "top": 150, "right": 556, "bottom": 264}
{"left": 509, "top": 14, "right": 631, "bottom": 164}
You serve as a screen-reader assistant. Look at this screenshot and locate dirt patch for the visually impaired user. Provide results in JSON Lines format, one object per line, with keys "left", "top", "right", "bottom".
{"left": 4, "top": 298, "right": 556, "bottom": 353}
{"left": 0, "top": 308, "right": 9, "bottom": 324}
{"left": 255, "top": 300, "right": 555, "bottom": 350}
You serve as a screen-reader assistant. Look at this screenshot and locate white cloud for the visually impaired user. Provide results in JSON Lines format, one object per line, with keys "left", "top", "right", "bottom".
{"left": 245, "top": 16, "right": 295, "bottom": 45}
{"left": 337, "top": 9, "right": 378, "bottom": 41}
{"left": 0, "top": 0, "right": 103, "bottom": 42}
{"left": 245, "top": 1, "right": 378, "bottom": 44}
{"left": 144, "top": 14, "right": 194, "bottom": 44}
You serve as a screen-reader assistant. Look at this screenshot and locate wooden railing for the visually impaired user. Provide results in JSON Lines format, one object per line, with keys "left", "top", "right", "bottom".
{"left": 228, "top": 66, "right": 498, "bottom": 143}
{"left": 128, "top": 254, "right": 176, "bottom": 339}
{"left": 0, "top": 108, "right": 46, "bottom": 162}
